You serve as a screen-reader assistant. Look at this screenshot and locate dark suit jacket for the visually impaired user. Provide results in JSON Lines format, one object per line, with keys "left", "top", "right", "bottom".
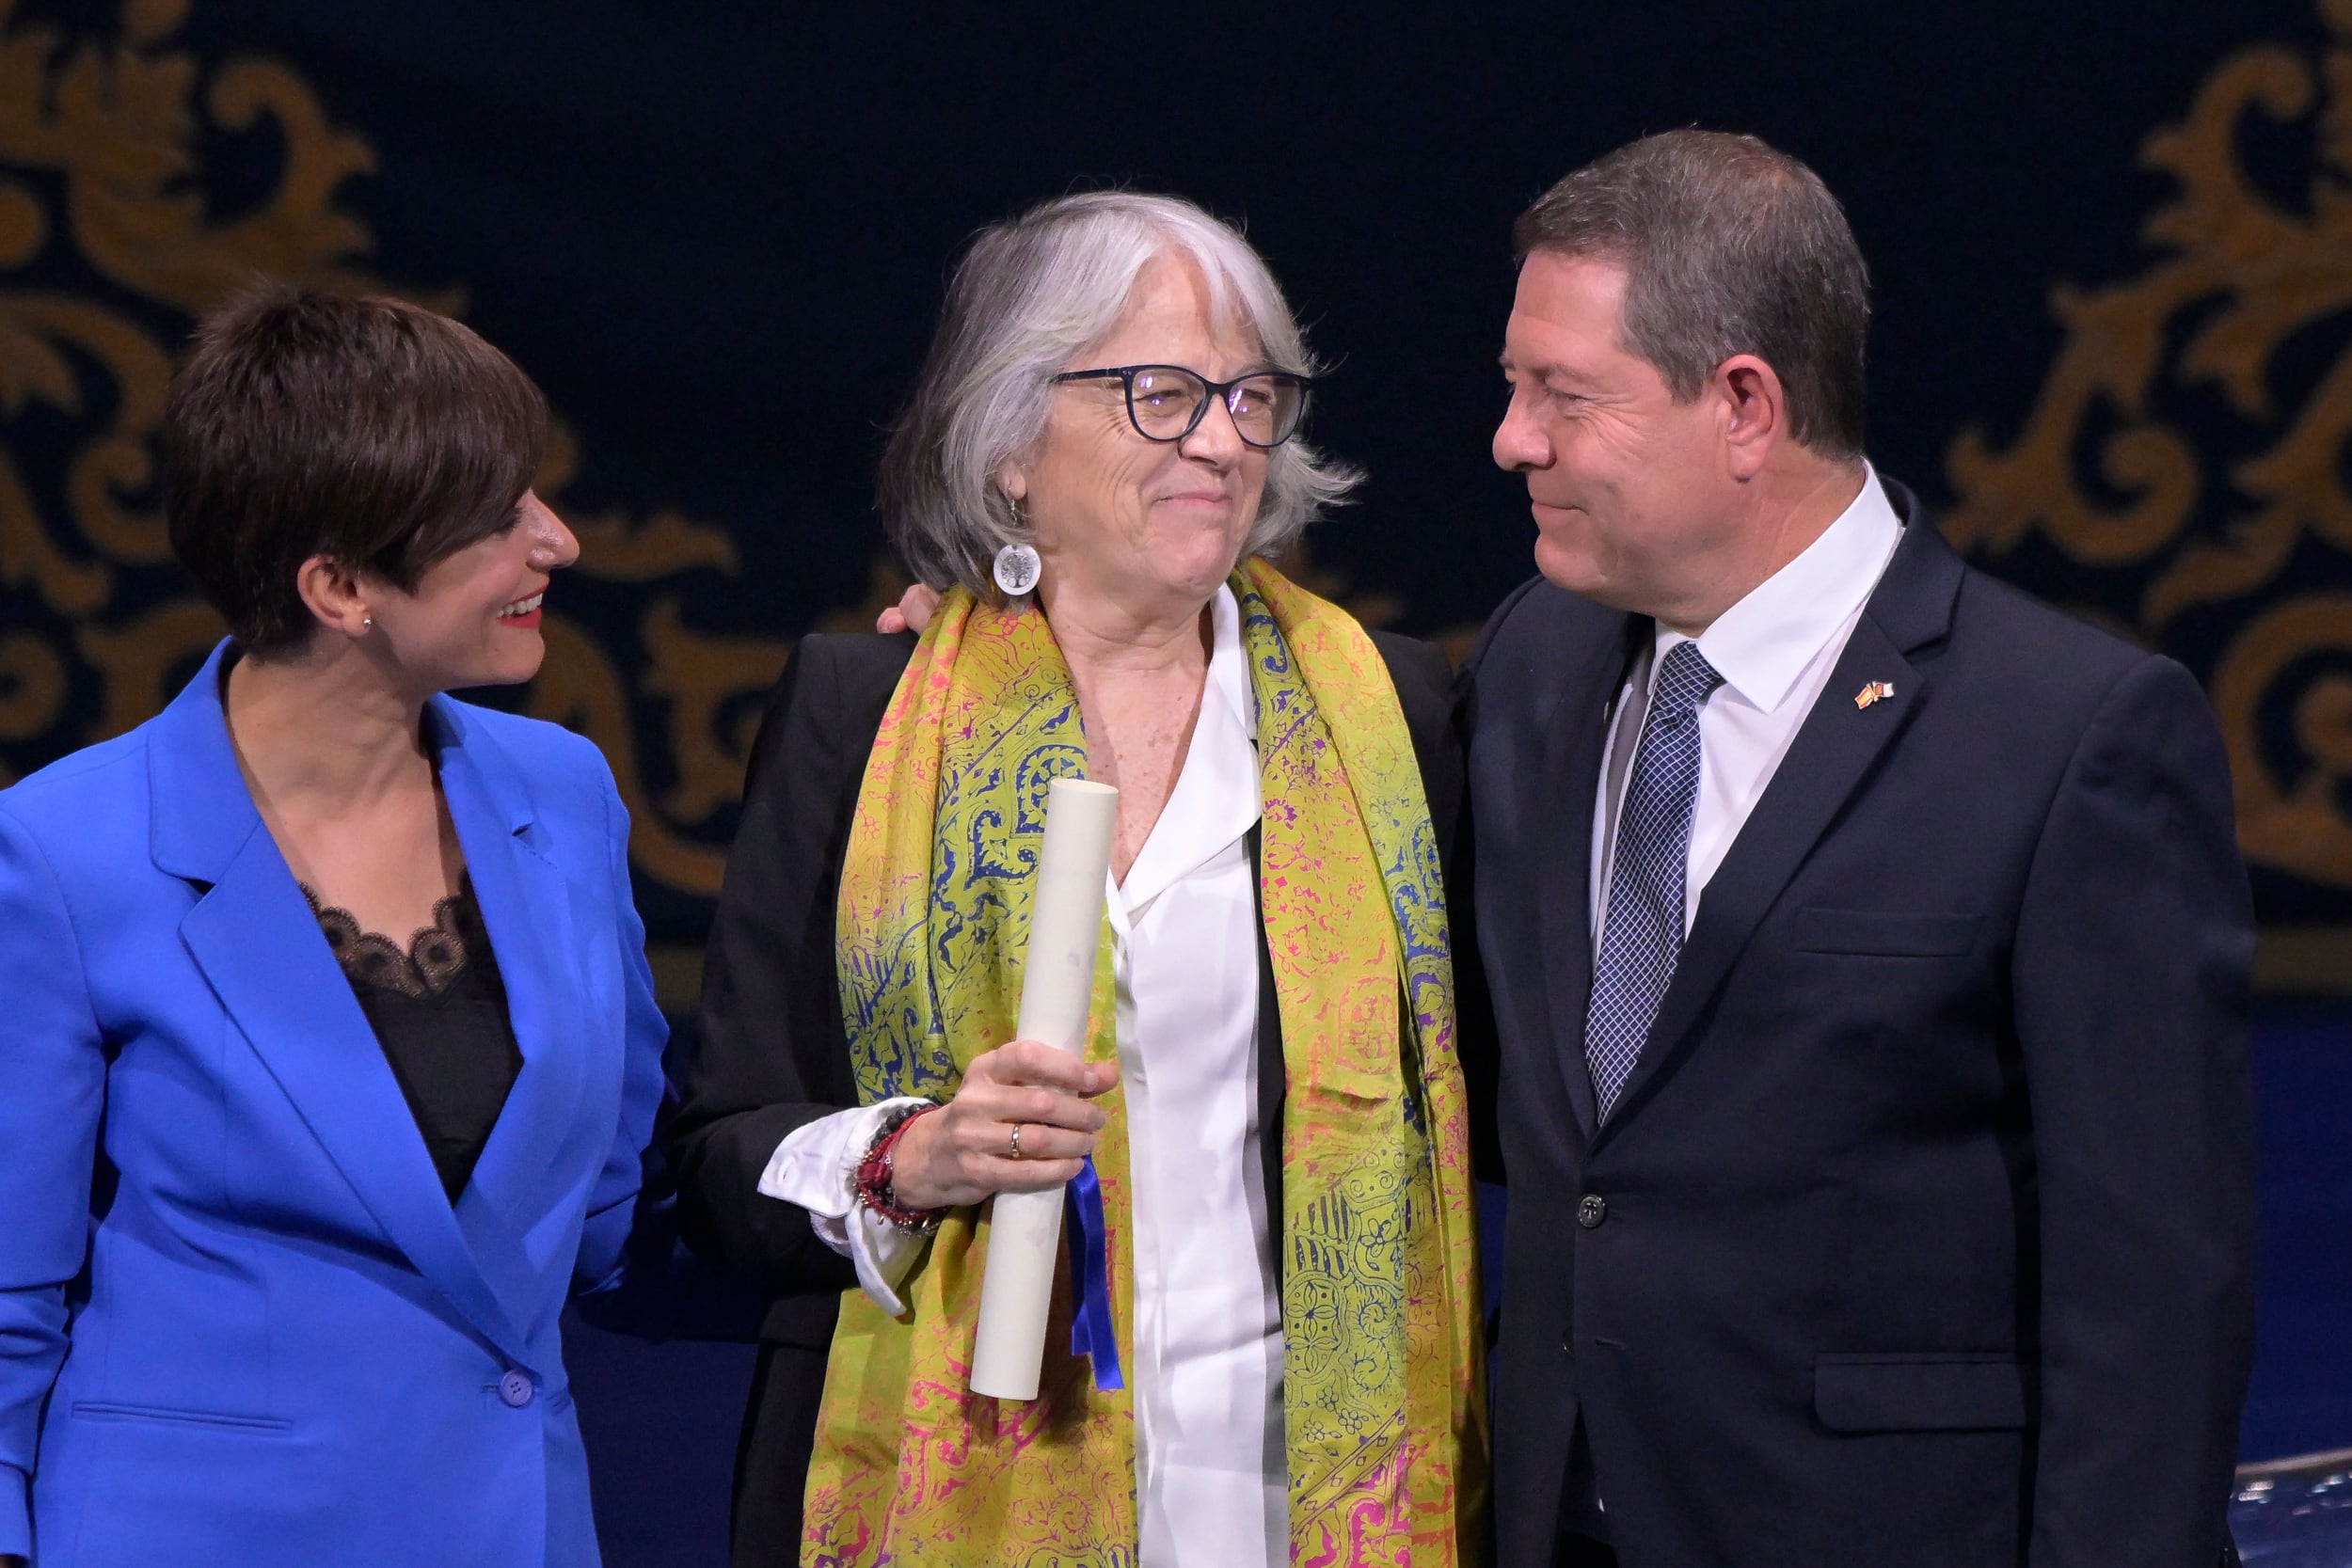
{"left": 668, "top": 621, "right": 1461, "bottom": 1565}
{"left": 1460, "top": 481, "right": 2256, "bottom": 1568}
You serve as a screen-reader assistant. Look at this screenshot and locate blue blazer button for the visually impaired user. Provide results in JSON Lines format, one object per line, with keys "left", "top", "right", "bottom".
{"left": 498, "top": 1370, "right": 534, "bottom": 1408}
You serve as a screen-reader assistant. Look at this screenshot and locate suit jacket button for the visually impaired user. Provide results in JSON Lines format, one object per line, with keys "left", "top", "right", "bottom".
{"left": 498, "top": 1370, "right": 534, "bottom": 1408}
{"left": 1577, "top": 1194, "right": 1609, "bottom": 1229}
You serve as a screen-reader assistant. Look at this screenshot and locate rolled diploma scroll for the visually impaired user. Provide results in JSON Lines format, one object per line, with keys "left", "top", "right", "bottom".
{"left": 967, "top": 777, "right": 1120, "bottom": 1401}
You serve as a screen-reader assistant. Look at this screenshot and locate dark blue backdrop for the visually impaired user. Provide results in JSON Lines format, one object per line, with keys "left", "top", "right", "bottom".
{"left": 8, "top": 0, "right": 2351, "bottom": 944}
{"left": 5, "top": 3, "right": 2349, "bottom": 1562}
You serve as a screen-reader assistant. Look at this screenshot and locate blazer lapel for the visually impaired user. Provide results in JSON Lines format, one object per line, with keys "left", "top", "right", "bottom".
{"left": 434, "top": 700, "right": 588, "bottom": 1323}
{"left": 154, "top": 647, "right": 534, "bottom": 1369}
{"left": 1534, "top": 614, "right": 1643, "bottom": 1138}
{"left": 1248, "top": 821, "right": 1286, "bottom": 1288}
{"left": 1593, "top": 503, "right": 1966, "bottom": 1144}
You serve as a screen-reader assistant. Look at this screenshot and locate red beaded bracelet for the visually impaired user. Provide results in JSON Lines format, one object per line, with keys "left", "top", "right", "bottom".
{"left": 854, "top": 1102, "right": 945, "bottom": 1234}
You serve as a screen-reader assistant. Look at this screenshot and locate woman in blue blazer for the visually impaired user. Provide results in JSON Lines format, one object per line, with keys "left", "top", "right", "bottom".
{"left": 0, "top": 288, "right": 667, "bottom": 1567}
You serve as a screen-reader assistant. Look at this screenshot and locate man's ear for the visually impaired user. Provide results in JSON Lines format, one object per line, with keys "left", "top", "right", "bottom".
{"left": 294, "top": 554, "right": 373, "bottom": 640}
{"left": 1715, "top": 354, "right": 1787, "bottom": 482}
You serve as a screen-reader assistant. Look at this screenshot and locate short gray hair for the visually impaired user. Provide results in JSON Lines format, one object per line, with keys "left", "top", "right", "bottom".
{"left": 879, "top": 191, "right": 1359, "bottom": 599}
{"left": 1514, "top": 130, "right": 1869, "bottom": 458}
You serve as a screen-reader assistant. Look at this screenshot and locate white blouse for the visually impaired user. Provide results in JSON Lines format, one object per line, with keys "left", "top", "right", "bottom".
{"left": 758, "top": 585, "right": 1285, "bottom": 1567}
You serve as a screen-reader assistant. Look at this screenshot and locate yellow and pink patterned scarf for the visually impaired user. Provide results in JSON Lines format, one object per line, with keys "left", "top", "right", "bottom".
{"left": 804, "top": 559, "right": 1486, "bottom": 1566}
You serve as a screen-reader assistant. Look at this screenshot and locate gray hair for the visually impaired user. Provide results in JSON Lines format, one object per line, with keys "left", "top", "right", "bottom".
{"left": 1513, "top": 130, "right": 1869, "bottom": 458}
{"left": 878, "top": 190, "right": 1360, "bottom": 599}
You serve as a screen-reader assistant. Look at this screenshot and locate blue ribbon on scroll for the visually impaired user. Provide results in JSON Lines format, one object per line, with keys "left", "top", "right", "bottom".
{"left": 1064, "top": 1156, "right": 1124, "bottom": 1390}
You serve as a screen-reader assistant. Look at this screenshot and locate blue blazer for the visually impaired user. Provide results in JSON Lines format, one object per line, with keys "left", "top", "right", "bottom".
{"left": 0, "top": 642, "right": 668, "bottom": 1567}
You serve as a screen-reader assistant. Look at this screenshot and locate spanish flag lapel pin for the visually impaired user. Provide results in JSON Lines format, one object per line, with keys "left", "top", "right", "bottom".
{"left": 1854, "top": 681, "right": 1896, "bottom": 710}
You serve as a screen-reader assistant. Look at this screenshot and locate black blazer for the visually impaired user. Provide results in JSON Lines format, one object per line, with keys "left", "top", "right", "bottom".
{"left": 1459, "top": 478, "right": 2257, "bottom": 1568}
{"left": 669, "top": 620, "right": 1462, "bottom": 1558}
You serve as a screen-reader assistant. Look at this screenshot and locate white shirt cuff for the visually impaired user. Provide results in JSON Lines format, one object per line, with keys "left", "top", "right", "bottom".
{"left": 755, "top": 1099, "right": 933, "bottom": 1318}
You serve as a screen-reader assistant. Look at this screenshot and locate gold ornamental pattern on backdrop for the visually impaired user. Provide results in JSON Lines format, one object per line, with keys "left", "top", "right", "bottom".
{"left": 1946, "top": 0, "right": 2352, "bottom": 892}
{"left": 8, "top": 0, "right": 2348, "bottom": 907}
{"left": 0, "top": 0, "right": 1407, "bottom": 912}
{"left": 0, "top": 0, "right": 795, "bottom": 897}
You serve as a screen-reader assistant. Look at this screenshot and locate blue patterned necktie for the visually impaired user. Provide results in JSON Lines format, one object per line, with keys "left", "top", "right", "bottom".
{"left": 1585, "top": 640, "right": 1724, "bottom": 1122}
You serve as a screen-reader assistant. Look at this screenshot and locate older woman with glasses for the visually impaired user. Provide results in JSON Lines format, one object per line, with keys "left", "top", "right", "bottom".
{"left": 671, "top": 191, "right": 1486, "bottom": 1568}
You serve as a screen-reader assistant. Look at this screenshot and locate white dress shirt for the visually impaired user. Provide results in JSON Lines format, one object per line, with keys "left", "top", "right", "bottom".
{"left": 1591, "top": 466, "right": 1904, "bottom": 938}
{"left": 759, "top": 585, "right": 1286, "bottom": 1568}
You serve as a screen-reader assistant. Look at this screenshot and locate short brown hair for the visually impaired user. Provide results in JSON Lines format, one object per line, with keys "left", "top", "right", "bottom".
{"left": 1514, "top": 130, "right": 1869, "bottom": 458}
{"left": 164, "top": 285, "right": 548, "bottom": 655}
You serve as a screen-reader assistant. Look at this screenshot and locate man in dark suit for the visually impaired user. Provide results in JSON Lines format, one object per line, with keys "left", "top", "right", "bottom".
{"left": 1461, "top": 130, "right": 2256, "bottom": 1567}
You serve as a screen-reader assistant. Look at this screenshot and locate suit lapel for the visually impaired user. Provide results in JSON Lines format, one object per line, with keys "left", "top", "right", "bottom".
{"left": 1247, "top": 821, "right": 1285, "bottom": 1288}
{"left": 434, "top": 700, "right": 587, "bottom": 1326}
{"left": 1596, "top": 616, "right": 1923, "bottom": 1140}
{"left": 1534, "top": 616, "right": 1642, "bottom": 1138}
{"left": 155, "top": 648, "right": 534, "bottom": 1368}
{"left": 1592, "top": 501, "right": 1965, "bottom": 1144}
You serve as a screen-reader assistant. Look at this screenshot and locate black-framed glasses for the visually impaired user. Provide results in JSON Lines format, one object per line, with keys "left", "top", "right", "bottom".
{"left": 1050, "top": 364, "right": 1315, "bottom": 449}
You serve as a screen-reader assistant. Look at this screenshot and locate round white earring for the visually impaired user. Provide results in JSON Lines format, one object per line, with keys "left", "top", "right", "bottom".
{"left": 993, "top": 543, "right": 1041, "bottom": 597}
{"left": 360, "top": 616, "right": 374, "bottom": 630}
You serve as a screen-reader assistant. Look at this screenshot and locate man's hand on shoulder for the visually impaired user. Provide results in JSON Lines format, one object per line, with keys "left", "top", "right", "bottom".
{"left": 876, "top": 583, "right": 942, "bottom": 636}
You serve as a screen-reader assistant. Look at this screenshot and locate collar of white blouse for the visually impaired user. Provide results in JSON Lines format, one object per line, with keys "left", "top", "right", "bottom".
{"left": 1106, "top": 582, "right": 1263, "bottom": 929}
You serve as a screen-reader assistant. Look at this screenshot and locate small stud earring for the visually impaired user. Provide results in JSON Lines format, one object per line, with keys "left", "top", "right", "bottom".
{"left": 361, "top": 616, "right": 374, "bottom": 630}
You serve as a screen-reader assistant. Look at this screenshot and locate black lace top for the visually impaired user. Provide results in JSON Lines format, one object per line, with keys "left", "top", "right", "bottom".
{"left": 304, "top": 876, "right": 523, "bottom": 1202}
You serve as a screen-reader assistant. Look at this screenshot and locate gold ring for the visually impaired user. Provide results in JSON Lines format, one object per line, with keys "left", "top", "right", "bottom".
{"left": 1008, "top": 1123, "right": 1024, "bottom": 1161}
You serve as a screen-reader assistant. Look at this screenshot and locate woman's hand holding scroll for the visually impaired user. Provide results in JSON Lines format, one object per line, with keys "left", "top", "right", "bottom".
{"left": 890, "top": 1039, "right": 1118, "bottom": 1210}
